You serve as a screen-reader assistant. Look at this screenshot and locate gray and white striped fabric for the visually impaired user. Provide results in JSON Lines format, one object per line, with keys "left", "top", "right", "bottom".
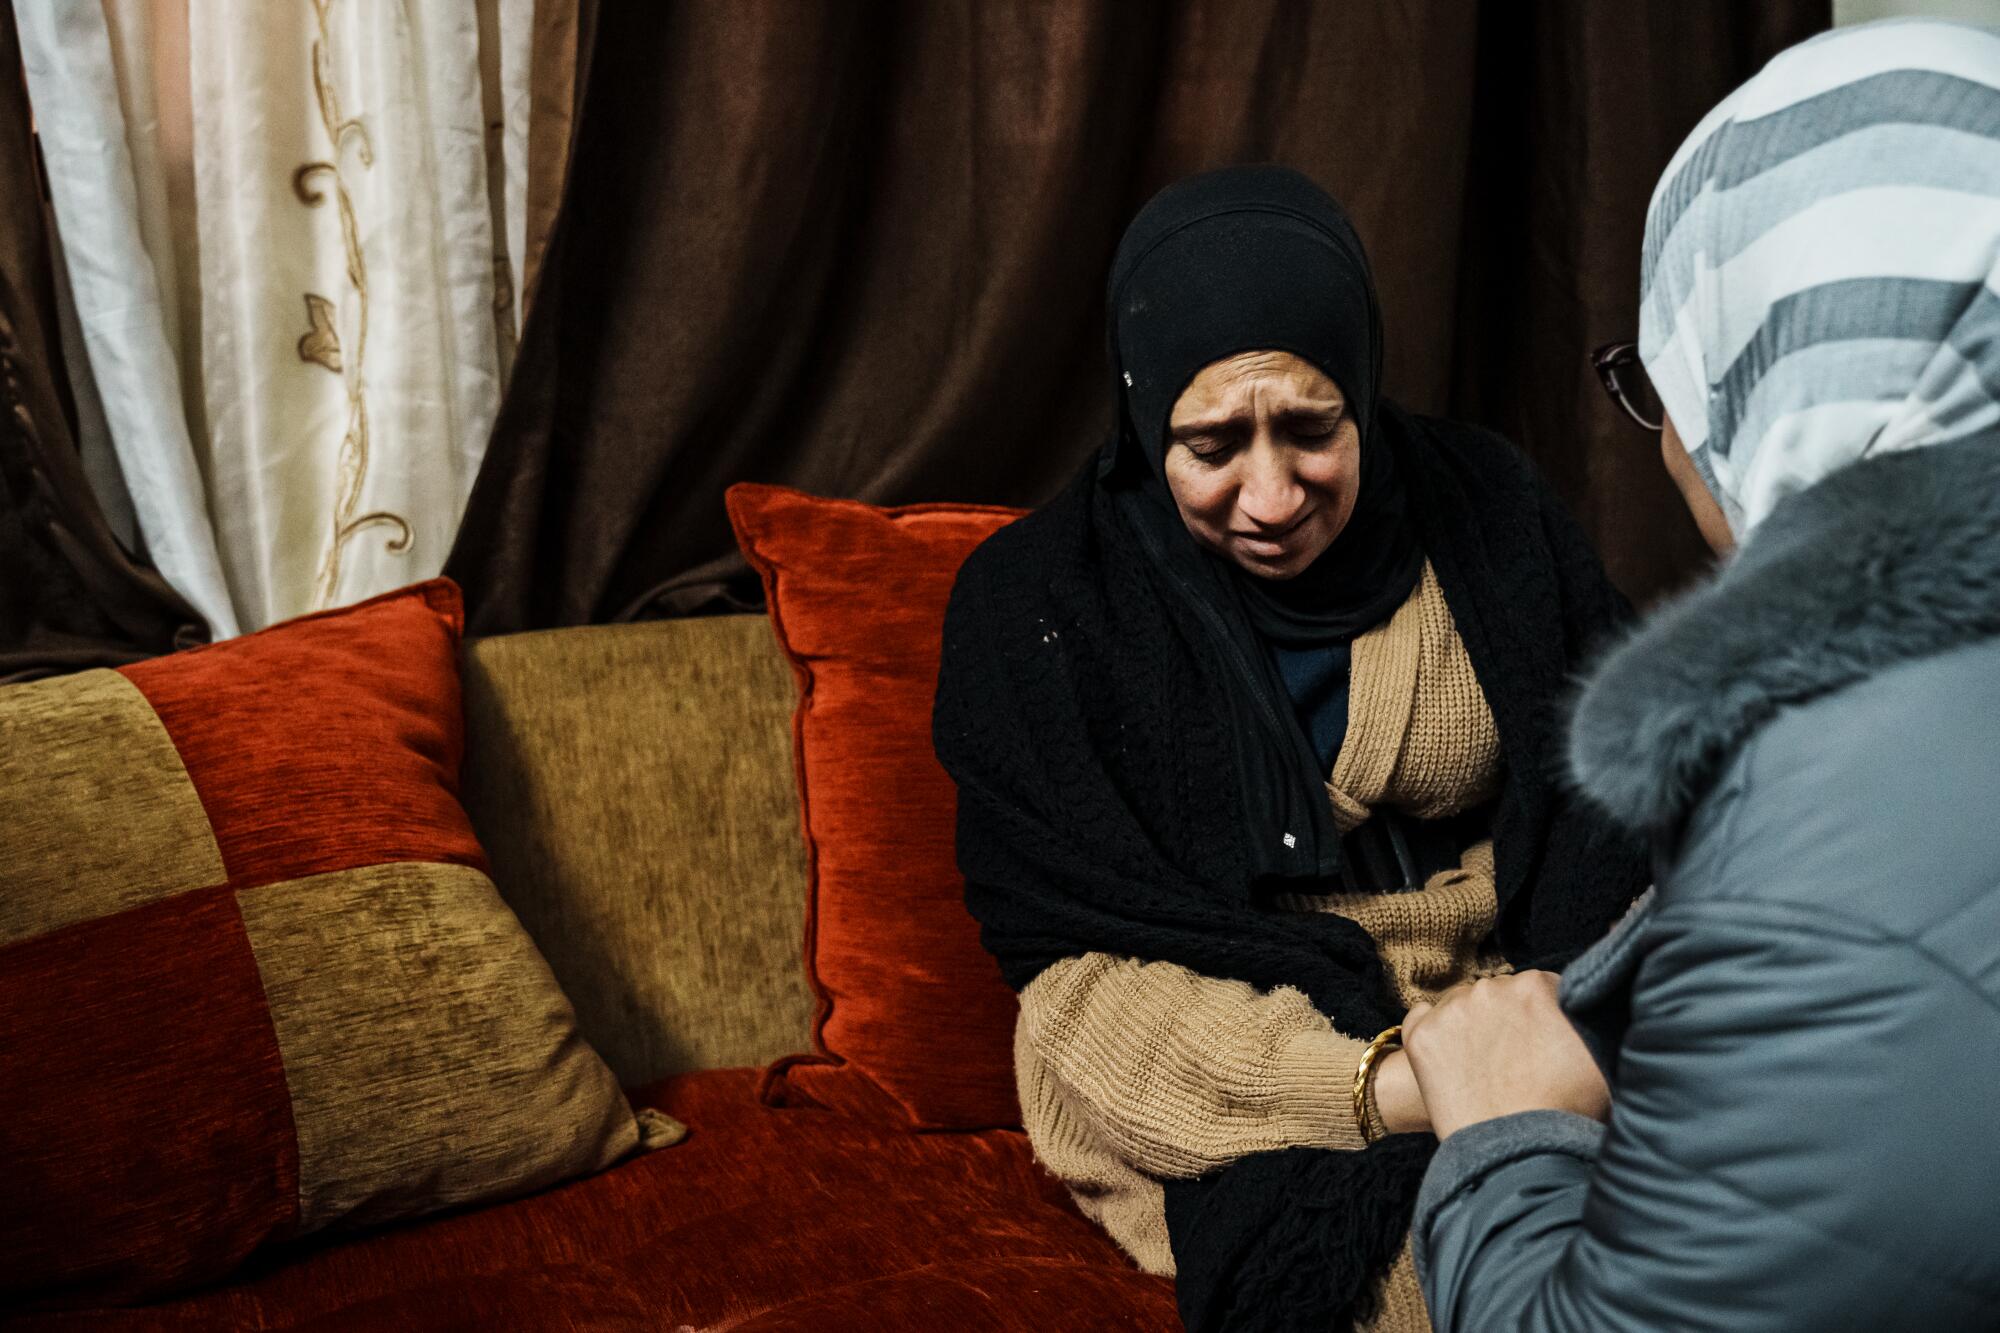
{"left": 1639, "top": 18, "right": 2000, "bottom": 537}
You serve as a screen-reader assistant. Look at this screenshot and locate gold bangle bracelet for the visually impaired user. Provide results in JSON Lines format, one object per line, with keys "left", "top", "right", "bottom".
{"left": 1351, "top": 1024, "right": 1403, "bottom": 1144}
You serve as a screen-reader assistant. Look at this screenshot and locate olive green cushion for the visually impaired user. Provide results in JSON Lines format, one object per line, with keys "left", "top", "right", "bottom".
{"left": 460, "top": 616, "right": 814, "bottom": 1085}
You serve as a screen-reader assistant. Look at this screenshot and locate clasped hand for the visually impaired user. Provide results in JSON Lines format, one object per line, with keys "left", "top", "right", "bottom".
{"left": 1373, "top": 970, "right": 1610, "bottom": 1141}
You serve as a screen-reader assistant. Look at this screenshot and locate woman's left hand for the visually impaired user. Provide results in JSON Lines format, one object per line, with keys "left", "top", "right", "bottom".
{"left": 1400, "top": 970, "right": 1609, "bottom": 1141}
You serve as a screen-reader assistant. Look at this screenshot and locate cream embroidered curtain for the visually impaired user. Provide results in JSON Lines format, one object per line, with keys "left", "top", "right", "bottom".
{"left": 21, "top": 0, "right": 529, "bottom": 633}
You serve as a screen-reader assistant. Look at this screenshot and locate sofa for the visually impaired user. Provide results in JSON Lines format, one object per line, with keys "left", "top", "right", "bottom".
{"left": 6, "top": 610, "right": 1179, "bottom": 1331}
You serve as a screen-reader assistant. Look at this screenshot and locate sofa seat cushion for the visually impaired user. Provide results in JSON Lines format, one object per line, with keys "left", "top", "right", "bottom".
{"left": 13, "top": 1070, "right": 1176, "bottom": 1331}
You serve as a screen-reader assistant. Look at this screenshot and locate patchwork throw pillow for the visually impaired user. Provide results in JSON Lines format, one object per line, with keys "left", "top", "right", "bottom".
{"left": 726, "top": 483, "right": 1025, "bottom": 1130}
{"left": 0, "top": 580, "right": 664, "bottom": 1308}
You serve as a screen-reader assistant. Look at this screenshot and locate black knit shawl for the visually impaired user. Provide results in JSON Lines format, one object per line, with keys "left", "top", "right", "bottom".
{"left": 933, "top": 410, "right": 1650, "bottom": 1331}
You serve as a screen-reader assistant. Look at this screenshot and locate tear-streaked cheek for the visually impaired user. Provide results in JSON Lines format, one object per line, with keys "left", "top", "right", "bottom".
{"left": 1166, "top": 472, "right": 1237, "bottom": 554}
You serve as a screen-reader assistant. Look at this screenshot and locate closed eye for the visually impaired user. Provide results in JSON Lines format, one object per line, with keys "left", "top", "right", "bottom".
{"left": 1170, "top": 406, "right": 1342, "bottom": 461}
{"left": 1283, "top": 409, "right": 1344, "bottom": 440}
{"left": 1173, "top": 426, "right": 1243, "bottom": 462}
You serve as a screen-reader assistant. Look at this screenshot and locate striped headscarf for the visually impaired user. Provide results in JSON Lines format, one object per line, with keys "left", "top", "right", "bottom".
{"left": 1640, "top": 18, "right": 2000, "bottom": 537}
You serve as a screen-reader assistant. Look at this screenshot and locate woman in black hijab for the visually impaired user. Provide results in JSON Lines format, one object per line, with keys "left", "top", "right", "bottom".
{"left": 933, "top": 166, "right": 1648, "bottom": 1332}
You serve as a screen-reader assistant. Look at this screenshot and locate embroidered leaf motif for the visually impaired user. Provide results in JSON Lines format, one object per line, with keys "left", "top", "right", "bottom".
{"left": 302, "top": 0, "right": 405, "bottom": 610}
{"left": 298, "top": 293, "right": 342, "bottom": 372}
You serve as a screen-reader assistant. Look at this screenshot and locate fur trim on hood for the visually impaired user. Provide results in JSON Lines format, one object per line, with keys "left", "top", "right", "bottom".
{"left": 1569, "top": 436, "right": 2000, "bottom": 834}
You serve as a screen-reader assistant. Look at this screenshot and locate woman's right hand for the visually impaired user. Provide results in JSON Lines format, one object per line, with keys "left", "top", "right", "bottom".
{"left": 1401, "top": 970, "right": 1610, "bottom": 1140}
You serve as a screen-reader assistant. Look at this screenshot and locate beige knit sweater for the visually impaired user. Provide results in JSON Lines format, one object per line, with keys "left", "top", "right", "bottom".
{"left": 1015, "top": 562, "right": 1506, "bottom": 1331}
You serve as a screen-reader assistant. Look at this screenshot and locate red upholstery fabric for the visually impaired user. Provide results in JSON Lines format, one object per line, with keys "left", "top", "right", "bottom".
{"left": 728, "top": 1261, "right": 1180, "bottom": 1332}
{"left": 725, "top": 484, "right": 1028, "bottom": 1130}
{"left": 0, "top": 891, "right": 299, "bottom": 1307}
{"left": 118, "top": 583, "right": 488, "bottom": 890}
{"left": 13, "top": 1070, "right": 1176, "bottom": 1331}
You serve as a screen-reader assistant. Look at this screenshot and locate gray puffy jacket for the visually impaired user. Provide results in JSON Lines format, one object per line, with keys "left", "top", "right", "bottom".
{"left": 1413, "top": 438, "right": 2000, "bottom": 1331}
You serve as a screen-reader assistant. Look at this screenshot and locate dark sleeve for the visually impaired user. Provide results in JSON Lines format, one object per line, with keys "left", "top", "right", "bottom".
{"left": 1529, "top": 457, "right": 1637, "bottom": 668}
{"left": 1517, "top": 452, "right": 1652, "bottom": 966}
{"left": 932, "top": 534, "right": 1237, "bottom": 992}
{"left": 932, "top": 537, "right": 1090, "bottom": 990}
{"left": 1440, "top": 423, "right": 1638, "bottom": 667}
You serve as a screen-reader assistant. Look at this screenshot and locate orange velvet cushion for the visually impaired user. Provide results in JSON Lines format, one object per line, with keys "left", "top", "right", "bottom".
{"left": 0, "top": 581, "right": 647, "bottom": 1308}
{"left": 726, "top": 484, "right": 1025, "bottom": 1130}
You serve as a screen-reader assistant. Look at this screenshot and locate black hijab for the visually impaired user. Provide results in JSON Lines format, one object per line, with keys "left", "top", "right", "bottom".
{"left": 1101, "top": 166, "right": 1423, "bottom": 647}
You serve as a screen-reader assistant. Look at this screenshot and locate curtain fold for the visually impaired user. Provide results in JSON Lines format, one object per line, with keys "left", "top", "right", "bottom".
{"left": 447, "top": 0, "right": 1829, "bottom": 634}
{"left": 489, "top": 0, "right": 533, "bottom": 340}
{"left": 9, "top": 0, "right": 517, "bottom": 658}
{"left": 517, "top": 0, "right": 583, "bottom": 325}
{"left": 0, "top": 0, "right": 202, "bottom": 682}
{"left": 16, "top": 0, "right": 241, "bottom": 638}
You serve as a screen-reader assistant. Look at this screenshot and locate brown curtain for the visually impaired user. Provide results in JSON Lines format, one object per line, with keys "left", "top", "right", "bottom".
{"left": 445, "top": 0, "right": 1829, "bottom": 634}
{"left": 3, "top": 1, "right": 1831, "bottom": 674}
{"left": 0, "top": 1, "right": 203, "bottom": 683}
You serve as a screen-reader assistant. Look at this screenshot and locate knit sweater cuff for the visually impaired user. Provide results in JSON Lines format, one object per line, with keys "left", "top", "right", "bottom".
{"left": 1361, "top": 1055, "right": 1393, "bottom": 1142}
{"left": 1273, "top": 1029, "right": 1372, "bottom": 1151}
